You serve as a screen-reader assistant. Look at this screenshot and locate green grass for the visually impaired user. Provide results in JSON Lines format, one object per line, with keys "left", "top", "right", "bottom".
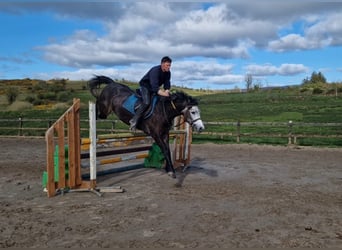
{"left": 198, "top": 91, "right": 342, "bottom": 123}
{"left": 0, "top": 79, "right": 341, "bottom": 147}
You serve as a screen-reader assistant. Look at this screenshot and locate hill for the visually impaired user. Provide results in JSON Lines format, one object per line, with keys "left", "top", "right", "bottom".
{"left": 0, "top": 78, "right": 341, "bottom": 123}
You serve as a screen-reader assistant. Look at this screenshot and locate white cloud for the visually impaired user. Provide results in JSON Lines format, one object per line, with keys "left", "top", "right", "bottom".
{"left": 268, "top": 34, "right": 329, "bottom": 52}
{"left": 34, "top": 59, "right": 242, "bottom": 89}
{"left": 0, "top": 2, "right": 126, "bottom": 21}
{"left": 2, "top": 2, "right": 341, "bottom": 88}
{"left": 173, "top": 60, "right": 234, "bottom": 81}
{"left": 29, "top": 2, "right": 341, "bottom": 68}
{"left": 268, "top": 11, "right": 342, "bottom": 52}
{"left": 305, "top": 12, "right": 342, "bottom": 46}
{"left": 170, "top": 4, "right": 275, "bottom": 47}
{"left": 245, "top": 63, "right": 309, "bottom": 76}
{"left": 34, "top": 61, "right": 310, "bottom": 90}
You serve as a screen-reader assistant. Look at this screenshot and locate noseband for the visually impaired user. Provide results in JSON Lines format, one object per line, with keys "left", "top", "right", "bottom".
{"left": 188, "top": 117, "right": 201, "bottom": 126}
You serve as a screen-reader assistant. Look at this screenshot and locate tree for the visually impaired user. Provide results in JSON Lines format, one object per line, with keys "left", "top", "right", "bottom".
{"left": 253, "top": 81, "right": 263, "bottom": 92}
{"left": 245, "top": 74, "right": 253, "bottom": 92}
{"left": 301, "top": 71, "right": 327, "bottom": 86}
{"left": 302, "top": 77, "right": 310, "bottom": 85}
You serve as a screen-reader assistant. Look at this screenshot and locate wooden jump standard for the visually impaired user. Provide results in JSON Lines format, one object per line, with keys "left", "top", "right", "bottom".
{"left": 45, "top": 99, "right": 93, "bottom": 197}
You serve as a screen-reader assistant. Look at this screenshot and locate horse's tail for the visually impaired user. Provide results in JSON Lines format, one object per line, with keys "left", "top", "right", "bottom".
{"left": 88, "top": 75, "right": 116, "bottom": 98}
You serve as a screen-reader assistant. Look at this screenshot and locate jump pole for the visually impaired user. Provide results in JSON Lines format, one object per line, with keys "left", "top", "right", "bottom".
{"left": 89, "top": 101, "right": 124, "bottom": 193}
{"left": 89, "top": 101, "right": 97, "bottom": 188}
{"left": 88, "top": 101, "right": 124, "bottom": 194}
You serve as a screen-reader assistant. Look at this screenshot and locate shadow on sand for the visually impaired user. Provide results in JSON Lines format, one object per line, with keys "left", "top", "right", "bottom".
{"left": 175, "top": 156, "right": 218, "bottom": 187}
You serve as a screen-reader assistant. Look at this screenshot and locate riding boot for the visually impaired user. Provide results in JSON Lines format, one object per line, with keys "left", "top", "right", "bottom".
{"left": 129, "top": 105, "right": 146, "bottom": 131}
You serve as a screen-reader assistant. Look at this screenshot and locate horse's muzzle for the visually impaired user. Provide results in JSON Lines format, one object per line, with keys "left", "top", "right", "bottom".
{"left": 192, "top": 119, "right": 205, "bottom": 132}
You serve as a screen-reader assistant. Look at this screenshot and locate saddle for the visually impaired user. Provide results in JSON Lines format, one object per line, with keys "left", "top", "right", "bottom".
{"left": 122, "top": 91, "right": 159, "bottom": 119}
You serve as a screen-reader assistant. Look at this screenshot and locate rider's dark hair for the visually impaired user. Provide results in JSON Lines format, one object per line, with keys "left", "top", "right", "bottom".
{"left": 161, "top": 56, "right": 172, "bottom": 64}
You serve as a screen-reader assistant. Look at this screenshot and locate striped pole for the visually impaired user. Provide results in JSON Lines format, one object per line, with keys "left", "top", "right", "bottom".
{"left": 81, "top": 152, "right": 148, "bottom": 168}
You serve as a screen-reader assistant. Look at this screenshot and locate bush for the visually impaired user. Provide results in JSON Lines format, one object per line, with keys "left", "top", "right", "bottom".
{"left": 53, "top": 102, "right": 69, "bottom": 110}
{"left": 300, "top": 87, "right": 311, "bottom": 93}
{"left": 7, "top": 101, "right": 33, "bottom": 111}
{"left": 5, "top": 87, "right": 19, "bottom": 104}
{"left": 25, "top": 95, "right": 36, "bottom": 104}
{"left": 312, "top": 87, "right": 324, "bottom": 94}
{"left": 33, "top": 81, "right": 48, "bottom": 91}
{"left": 32, "top": 98, "right": 44, "bottom": 106}
{"left": 37, "top": 92, "right": 57, "bottom": 101}
{"left": 57, "top": 92, "right": 71, "bottom": 102}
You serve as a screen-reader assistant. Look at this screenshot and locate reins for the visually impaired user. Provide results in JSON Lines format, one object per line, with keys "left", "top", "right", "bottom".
{"left": 161, "top": 98, "right": 184, "bottom": 128}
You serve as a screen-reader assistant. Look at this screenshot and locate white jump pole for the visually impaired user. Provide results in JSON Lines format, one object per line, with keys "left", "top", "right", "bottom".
{"left": 184, "top": 122, "right": 190, "bottom": 160}
{"left": 89, "top": 101, "right": 97, "bottom": 187}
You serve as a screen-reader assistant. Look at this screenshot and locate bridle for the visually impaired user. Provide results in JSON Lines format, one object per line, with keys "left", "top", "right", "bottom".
{"left": 184, "top": 107, "right": 202, "bottom": 126}
{"left": 173, "top": 103, "right": 201, "bottom": 128}
{"left": 163, "top": 96, "right": 201, "bottom": 128}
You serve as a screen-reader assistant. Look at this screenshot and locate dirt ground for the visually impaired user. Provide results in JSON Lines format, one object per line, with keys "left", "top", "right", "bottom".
{"left": 0, "top": 137, "right": 341, "bottom": 248}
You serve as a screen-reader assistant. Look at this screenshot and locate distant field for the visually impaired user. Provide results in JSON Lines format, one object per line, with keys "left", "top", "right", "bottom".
{"left": 0, "top": 79, "right": 341, "bottom": 147}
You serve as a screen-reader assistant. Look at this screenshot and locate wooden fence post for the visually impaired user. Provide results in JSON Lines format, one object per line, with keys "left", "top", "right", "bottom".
{"left": 236, "top": 120, "right": 241, "bottom": 143}
{"left": 288, "top": 120, "right": 293, "bottom": 145}
{"left": 18, "top": 117, "right": 23, "bottom": 136}
{"left": 111, "top": 121, "right": 115, "bottom": 134}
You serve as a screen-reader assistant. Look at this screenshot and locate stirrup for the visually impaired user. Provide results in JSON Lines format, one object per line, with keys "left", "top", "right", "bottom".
{"left": 129, "top": 124, "right": 136, "bottom": 131}
{"left": 129, "top": 119, "right": 137, "bottom": 131}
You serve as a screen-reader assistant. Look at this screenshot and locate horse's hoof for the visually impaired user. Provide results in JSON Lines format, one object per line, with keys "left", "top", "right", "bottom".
{"left": 168, "top": 172, "right": 176, "bottom": 178}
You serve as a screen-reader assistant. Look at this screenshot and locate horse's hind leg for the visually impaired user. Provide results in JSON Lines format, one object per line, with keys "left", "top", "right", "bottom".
{"left": 96, "top": 100, "right": 108, "bottom": 119}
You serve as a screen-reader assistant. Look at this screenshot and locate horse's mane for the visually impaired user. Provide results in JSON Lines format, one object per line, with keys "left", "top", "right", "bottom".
{"left": 171, "top": 91, "right": 198, "bottom": 106}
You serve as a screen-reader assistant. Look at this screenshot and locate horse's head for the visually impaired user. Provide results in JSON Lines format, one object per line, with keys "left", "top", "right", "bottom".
{"left": 171, "top": 92, "right": 205, "bottom": 132}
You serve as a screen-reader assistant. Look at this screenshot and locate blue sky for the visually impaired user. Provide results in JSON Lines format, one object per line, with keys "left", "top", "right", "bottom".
{"left": 0, "top": 1, "right": 341, "bottom": 90}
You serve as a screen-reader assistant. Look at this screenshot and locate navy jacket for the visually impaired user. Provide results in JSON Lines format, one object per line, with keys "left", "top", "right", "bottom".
{"left": 139, "top": 65, "right": 171, "bottom": 94}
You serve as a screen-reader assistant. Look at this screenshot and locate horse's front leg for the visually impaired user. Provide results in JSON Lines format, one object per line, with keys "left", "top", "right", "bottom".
{"left": 164, "top": 144, "right": 176, "bottom": 178}
{"left": 154, "top": 135, "right": 176, "bottom": 178}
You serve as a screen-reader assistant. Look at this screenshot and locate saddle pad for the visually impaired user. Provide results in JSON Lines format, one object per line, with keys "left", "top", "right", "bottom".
{"left": 122, "top": 94, "right": 159, "bottom": 119}
{"left": 122, "top": 95, "right": 138, "bottom": 114}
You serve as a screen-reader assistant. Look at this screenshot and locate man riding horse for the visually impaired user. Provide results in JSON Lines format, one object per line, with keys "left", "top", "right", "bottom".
{"left": 129, "top": 56, "right": 172, "bottom": 131}
{"left": 88, "top": 57, "right": 204, "bottom": 178}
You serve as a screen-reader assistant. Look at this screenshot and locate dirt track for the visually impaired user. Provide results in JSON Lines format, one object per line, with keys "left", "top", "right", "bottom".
{"left": 0, "top": 137, "right": 341, "bottom": 247}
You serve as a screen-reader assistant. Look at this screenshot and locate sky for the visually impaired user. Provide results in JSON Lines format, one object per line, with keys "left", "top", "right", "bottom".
{"left": 0, "top": 1, "right": 341, "bottom": 90}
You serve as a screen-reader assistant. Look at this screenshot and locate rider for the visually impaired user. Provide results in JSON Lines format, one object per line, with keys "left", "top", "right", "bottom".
{"left": 129, "top": 56, "right": 172, "bottom": 130}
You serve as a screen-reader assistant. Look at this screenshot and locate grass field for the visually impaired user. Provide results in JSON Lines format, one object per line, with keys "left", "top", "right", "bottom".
{"left": 0, "top": 79, "right": 341, "bottom": 147}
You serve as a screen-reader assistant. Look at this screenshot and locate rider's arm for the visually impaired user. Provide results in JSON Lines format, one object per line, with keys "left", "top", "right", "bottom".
{"left": 150, "top": 66, "right": 171, "bottom": 96}
{"left": 149, "top": 67, "right": 161, "bottom": 93}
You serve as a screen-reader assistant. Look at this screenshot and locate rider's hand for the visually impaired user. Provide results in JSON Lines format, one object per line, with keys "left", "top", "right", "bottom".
{"left": 158, "top": 89, "right": 170, "bottom": 97}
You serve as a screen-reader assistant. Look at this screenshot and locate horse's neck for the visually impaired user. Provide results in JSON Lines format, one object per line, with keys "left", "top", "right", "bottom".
{"left": 169, "top": 101, "right": 185, "bottom": 119}
{"left": 157, "top": 97, "right": 187, "bottom": 122}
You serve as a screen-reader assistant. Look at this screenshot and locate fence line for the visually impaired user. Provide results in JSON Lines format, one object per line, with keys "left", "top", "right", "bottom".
{"left": 0, "top": 118, "right": 341, "bottom": 145}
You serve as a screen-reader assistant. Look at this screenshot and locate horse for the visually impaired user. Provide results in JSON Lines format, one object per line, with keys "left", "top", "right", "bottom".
{"left": 88, "top": 75, "right": 204, "bottom": 178}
